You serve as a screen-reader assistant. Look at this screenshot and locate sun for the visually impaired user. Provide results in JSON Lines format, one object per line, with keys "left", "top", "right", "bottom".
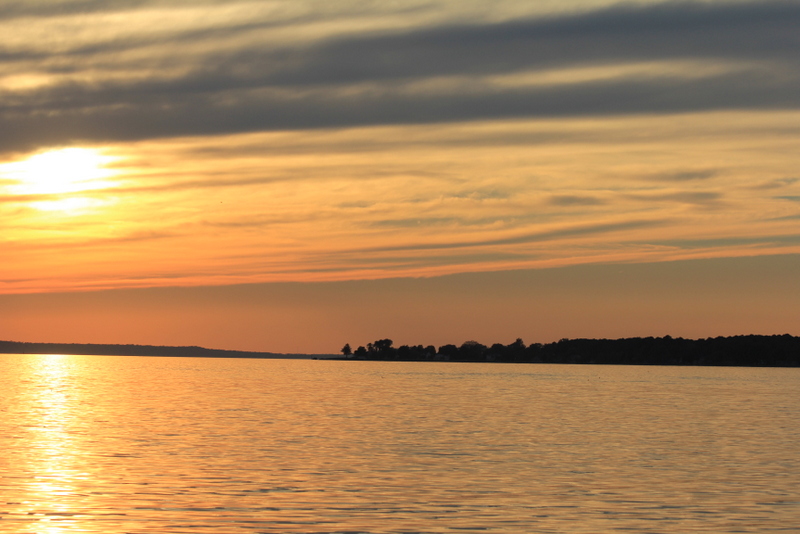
{"left": 1, "top": 147, "right": 118, "bottom": 196}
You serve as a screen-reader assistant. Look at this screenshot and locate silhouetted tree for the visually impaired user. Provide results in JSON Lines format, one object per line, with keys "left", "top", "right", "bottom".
{"left": 459, "top": 340, "right": 487, "bottom": 361}
{"left": 488, "top": 343, "right": 506, "bottom": 361}
{"left": 341, "top": 343, "right": 352, "bottom": 357}
{"left": 437, "top": 344, "right": 459, "bottom": 360}
{"left": 365, "top": 338, "right": 396, "bottom": 359}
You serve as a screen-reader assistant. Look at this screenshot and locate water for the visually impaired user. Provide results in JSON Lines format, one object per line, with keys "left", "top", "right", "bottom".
{"left": 1, "top": 354, "right": 798, "bottom": 533}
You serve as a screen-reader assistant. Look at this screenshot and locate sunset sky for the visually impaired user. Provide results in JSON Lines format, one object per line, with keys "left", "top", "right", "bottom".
{"left": 2, "top": 0, "right": 799, "bottom": 353}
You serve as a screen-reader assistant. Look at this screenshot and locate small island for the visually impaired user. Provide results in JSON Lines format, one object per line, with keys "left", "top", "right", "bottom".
{"left": 340, "top": 335, "right": 800, "bottom": 367}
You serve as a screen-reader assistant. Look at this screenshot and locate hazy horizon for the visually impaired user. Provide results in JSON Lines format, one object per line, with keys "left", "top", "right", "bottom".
{"left": 3, "top": 253, "right": 798, "bottom": 354}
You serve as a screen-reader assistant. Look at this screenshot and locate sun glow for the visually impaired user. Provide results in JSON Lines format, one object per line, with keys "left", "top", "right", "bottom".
{"left": 1, "top": 147, "right": 119, "bottom": 196}
{"left": 29, "top": 197, "right": 105, "bottom": 213}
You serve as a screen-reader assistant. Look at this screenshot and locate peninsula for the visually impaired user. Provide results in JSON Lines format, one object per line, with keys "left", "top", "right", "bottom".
{"left": 341, "top": 335, "right": 800, "bottom": 367}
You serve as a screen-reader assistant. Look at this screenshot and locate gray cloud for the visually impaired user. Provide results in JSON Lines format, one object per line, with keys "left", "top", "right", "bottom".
{"left": 0, "top": 0, "right": 146, "bottom": 20}
{"left": 1, "top": 1, "right": 799, "bottom": 152}
{"left": 649, "top": 170, "right": 718, "bottom": 182}
{"left": 242, "top": 1, "right": 800, "bottom": 87}
{"left": 629, "top": 191, "right": 724, "bottom": 205}
{"left": 752, "top": 177, "right": 799, "bottom": 190}
{"left": 17, "top": 1, "right": 797, "bottom": 82}
{"left": 549, "top": 195, "right": 606, "bottom": 206}
{"left": 0, "top": 1, "right": 236, "bottom": 22}
{"left": 3, "top": 68, "right": 797, "bottom": 155}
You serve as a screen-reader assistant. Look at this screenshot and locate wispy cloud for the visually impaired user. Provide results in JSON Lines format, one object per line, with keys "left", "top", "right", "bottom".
{"left": 549, "top": 195, "right": 607, "bottom": 207}
{"left": 634, "top": 234, "right": 800, "bottom": 250}
{"left": 751, "top": 177, "right": 799, "bottom": 190}
{"left": 3, "top": 2, "right": 800, "bottom": 293}
{"left": 628, "top": 191, "right": 725, "bottom": 205}
{"left": 360, "top": 219, "right": 668, "bottom": 253}
{"left": 647, "top": 170, "right": 718, "bottom": 182}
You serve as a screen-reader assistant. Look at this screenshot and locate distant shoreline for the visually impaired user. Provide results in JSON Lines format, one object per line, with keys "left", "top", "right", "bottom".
{"left": 2, "top": 335, "right": 799, "bottom": 367}
{"left": 0, "top": 340, "right": 326, "bottom": 359}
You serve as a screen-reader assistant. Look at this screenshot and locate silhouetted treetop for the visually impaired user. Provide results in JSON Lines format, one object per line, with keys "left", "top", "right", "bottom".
{"left": 339, "top": 335, "right": 799, "bottom": 367}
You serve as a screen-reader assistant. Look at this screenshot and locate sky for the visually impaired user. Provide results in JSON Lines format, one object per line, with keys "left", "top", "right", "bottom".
{"left": 1, "top": 0, "right": 799, "bottom": 353}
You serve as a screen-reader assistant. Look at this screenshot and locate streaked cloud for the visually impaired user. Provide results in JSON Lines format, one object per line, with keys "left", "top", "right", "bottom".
{"left": 752, "top": 177, "right": 799, "bottom": 190}
{"left": 647, "top": 170, "right": 719, "bottom": 182}
{"left": 1, "top": 1, "right": 800, "bottom": 296}
{"left": 627, "top": 191, "right": 725, "bottom": 205}
{"left": 548, "top": 195, "right": 607, "bottom": 206}
{"left": 0, "top": 1, "right": 798, "bottom": 153}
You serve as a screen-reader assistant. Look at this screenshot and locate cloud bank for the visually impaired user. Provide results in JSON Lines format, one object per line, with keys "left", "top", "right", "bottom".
{"left": 0, "top": 1, "right": 798, "bottom": 152}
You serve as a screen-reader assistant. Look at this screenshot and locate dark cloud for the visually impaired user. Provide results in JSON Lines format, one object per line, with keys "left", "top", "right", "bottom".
{"left": 23, "top": 0, "right": 792, "bottom": 84}
{"left": 2, "top": 1, "right": 799, "bottom": 152}
{"left": 247, "top": 1, "right": 800, "bottom": 87}
{"left": 2, "top": 68, "right": 797, "bottom": 154}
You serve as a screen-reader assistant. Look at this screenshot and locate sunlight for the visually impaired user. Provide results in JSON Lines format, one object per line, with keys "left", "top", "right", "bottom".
{"left": 7, "top": 354, "right": 87, "bottom": 534}
{"left": 29, "top": 197, "right": 107, "bottom": 214}
{"left": 1, "top": 147, "right": 119, "bottom": 196}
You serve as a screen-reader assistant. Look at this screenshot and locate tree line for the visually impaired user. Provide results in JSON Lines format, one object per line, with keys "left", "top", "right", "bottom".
{"left": 340, "top": 335, "right": 800, "bottom": 367}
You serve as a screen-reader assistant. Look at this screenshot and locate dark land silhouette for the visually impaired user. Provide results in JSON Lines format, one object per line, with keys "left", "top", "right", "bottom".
{"left": 0, "top": 341, "right": 316, "bottom": 359}
{"left": 342, "top": 335, "right": 800, "bottom": 367}
{"left": 3, "top": 336, "right": 798, "bottom": 366}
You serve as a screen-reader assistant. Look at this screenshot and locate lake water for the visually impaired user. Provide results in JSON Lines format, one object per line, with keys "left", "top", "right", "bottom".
{"left": 0, "top": 354, "right": 798, "bottom": 533}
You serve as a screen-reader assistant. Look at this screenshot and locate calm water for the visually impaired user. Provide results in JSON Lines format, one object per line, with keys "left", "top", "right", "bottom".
{"left": 0, "top": 355, "right": 798, "bottom": 533}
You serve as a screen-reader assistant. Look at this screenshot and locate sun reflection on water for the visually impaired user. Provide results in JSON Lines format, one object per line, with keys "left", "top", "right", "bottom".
{"left": 10, "top": 355, "right": 89, "bottom": 531}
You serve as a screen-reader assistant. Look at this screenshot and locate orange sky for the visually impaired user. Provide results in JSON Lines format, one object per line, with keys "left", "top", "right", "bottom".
{"left": 2, "top": 1, "right": 799, "bottom": 353}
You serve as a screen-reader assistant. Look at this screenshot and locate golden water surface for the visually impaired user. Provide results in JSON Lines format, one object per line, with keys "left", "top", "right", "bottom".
{"left": 1, "top": 355, "right": 798, "bottom": 533}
